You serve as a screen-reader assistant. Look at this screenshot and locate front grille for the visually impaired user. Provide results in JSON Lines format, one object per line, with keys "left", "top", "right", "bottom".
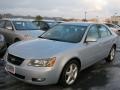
{"left": 7, "top": 54, "right": 24, "bottom": 65}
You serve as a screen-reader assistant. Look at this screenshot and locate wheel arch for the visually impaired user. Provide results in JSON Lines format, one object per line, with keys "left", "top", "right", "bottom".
{"left": 68, "top": 57, "right": 81, "bottom": 68}
{"left": 62, "top": 57, "right": 81, "bottom": 72}
{"left": 58, "top": 57, "right": 81, "bottom": 83}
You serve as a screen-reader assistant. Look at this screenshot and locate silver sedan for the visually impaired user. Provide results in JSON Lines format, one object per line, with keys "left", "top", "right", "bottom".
{"left": 5, "top": 22, "right": 118, "bottom": 86}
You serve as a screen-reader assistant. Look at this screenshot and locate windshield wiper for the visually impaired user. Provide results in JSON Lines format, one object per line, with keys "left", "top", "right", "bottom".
{"left": 38, "top": 36, "right": 52, "bottom": 40}
{"left": 38, "top": 36, "right": 43, "bottom": 38}
{"left": 39, "top": 36, "right": 62, "bottom": 41}
{"left": 38, "top": 36, "right": 48, "bottom": 39}
{"left": 46, "top": 38, "right": 62, "bottom": 41}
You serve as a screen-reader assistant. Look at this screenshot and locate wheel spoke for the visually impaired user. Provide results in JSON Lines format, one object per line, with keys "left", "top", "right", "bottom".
{"left": 73, "top": 67, "right": 77, "bottom": 73}
{"left": 66, "top": 71, "right": 71, "bottom": 75}
{"left": 110, "top": 49, "right": 115, "bottom": 60}
{"left": 70, "top": 65, "right": 73, "bottom": 72}
{"left": 66, "top": 76, "right": 71, "bottom": 84}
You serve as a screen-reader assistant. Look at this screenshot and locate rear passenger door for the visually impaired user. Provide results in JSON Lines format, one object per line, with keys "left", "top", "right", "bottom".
{"left": 97, "top": 25, "right": 113, "bottom": 58}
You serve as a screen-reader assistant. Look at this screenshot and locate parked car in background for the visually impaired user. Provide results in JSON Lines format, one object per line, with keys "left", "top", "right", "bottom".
{"left": 116, "top": 24, "right": 120, "bottom": 27}
{"left": 5, "top": 22, "right": 117, "bottom": 86}
{"left": 0, "top": 19, "right": 45, "bottom": 45}
{"left": 0, "top": 34, "right": 7, "bottom": 55}
{"left": 115, "top": 24, "right": 120, "bottom": 27}
{"left": 33, "top": 20, "right": 62, "bottom": 31}
{"left": 105, "top": 23, "right": 120, "bottom": 34}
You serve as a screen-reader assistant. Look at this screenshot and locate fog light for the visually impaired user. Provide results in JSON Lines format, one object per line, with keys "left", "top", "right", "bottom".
{"left": 32, "top": 78, "right": 46, "bottom": 82}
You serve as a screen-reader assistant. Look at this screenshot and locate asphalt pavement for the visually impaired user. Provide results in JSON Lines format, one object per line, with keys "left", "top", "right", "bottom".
{"left": 0, "top": 37, "right": 120, "bottom": 90}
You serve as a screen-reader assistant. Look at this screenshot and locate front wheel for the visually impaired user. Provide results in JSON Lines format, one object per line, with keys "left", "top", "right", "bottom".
{"left": 59, "top": 60, "right": 80, "bottom": 86}
{"left": 106, "top": 46, "right": 116, "bottom": 63}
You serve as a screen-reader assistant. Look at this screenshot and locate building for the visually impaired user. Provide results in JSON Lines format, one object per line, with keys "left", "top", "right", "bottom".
{"left": 111, "top": 16, "right": 120, "bottom": 24}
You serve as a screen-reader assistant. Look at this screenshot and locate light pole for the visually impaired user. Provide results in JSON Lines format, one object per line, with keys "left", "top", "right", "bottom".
{"left": 84, "top": 11, "right": 87, "bottom": 21}
{"left": 114, "top": 12, "right": 117, "bottom": 24}
{"left": 96, "top": 16, "right": 99, "bottom": 23}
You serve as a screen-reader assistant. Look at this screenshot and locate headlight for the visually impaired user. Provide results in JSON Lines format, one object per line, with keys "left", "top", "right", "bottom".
{"left": 28, "top": 57, "right": 56, "bottom": 67}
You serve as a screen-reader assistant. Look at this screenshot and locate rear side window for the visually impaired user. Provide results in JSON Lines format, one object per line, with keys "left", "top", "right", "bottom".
{"left": 98, "top": 25, "right": 111, "bottom": 38}
{"left": 0, "top": 20, "right": 5, "bottom": 28}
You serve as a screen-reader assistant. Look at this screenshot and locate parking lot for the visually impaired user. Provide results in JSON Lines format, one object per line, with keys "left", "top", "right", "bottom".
{"left": 0, "top": 36, "right": 119, "bottom": 90}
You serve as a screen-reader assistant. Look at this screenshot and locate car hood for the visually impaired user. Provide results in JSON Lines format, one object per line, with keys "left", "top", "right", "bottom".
{"left": 15, "top": 30, "right": 45, "bottom": 38}
{"left": 8, "top": 39, "right": 75, "bottom": 59}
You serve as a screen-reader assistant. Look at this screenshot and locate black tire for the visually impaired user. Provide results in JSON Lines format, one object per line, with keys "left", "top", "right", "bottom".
{"left": 106, "top": 46, "right": 116, "bottom": 63}
{"left": 59, "top": 60, "right": 80, "bottom": 86}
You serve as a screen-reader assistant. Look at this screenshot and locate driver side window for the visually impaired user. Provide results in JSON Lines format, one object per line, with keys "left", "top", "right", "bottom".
{"left": 87, "top": 25, "right": 99, "bottom": 40}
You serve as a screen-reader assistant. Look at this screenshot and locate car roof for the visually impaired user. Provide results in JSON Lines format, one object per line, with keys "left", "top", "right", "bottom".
{"left": 34, "top": 20, "right": 59, "bottom": 23}
{"left": 105, "top": 23, "right": 114, "bottom": 25}
{"left": 42, "top": 20, "right": 56, "bottom": 22}
{"left": 1, "top": 18, "right": 32, "bottom": 22}
{"left": 61, "top": 22, "right": 98, "bottom": 26}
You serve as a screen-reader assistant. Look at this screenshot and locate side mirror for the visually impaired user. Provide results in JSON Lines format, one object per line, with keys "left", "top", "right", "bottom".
{"left": 6, "top": 26, "right": 13, "bottom": 30}
{"left": 86, "top": 37, "right": 97, "bottom": 42}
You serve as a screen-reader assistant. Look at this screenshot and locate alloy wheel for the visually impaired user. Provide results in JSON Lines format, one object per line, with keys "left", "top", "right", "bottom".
{"left": 110, "top": 48, "right": 115, "bottom": 61}
{"left": 65, "top": 63, "right": 78, "bottom": 85}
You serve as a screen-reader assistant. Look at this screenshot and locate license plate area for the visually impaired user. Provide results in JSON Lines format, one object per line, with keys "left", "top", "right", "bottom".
{"left": 6, "top": 64, "right": 15, "bottom": 74}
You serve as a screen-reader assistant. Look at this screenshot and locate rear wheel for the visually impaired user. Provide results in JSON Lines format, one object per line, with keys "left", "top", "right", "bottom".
{"left": 59, "top": 60, "right": 80, "bottom": 86}
{"left": 106, "top": 46, "right": 116, "bottom": 63}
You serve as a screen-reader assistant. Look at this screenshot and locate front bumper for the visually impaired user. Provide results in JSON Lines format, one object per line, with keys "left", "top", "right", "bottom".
{"left": 5, "top": 61, "right": 59, "bottom": 85}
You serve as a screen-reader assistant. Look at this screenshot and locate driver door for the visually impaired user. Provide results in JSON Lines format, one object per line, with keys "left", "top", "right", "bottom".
{"left": 80, "top": 25, "right": 102, "bottom": 69}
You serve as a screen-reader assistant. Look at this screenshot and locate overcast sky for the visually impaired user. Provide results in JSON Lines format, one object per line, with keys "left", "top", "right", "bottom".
{"left": 0, "top": 0, "right": 120, "bottom": 18}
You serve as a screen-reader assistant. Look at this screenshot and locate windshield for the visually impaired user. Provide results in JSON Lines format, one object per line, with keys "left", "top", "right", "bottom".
{"left": 41, "top": 24, "right": 87, "bottom": 43}
{"left": 13, "top": 21, "right": 39, "bottom": 30}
